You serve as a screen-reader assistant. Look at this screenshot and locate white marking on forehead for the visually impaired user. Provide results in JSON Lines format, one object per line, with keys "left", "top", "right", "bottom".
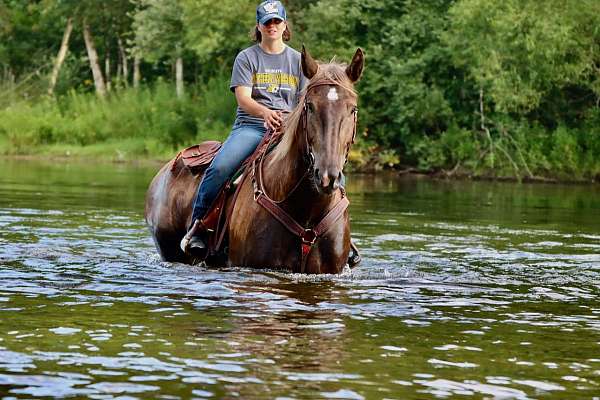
{"left": 327, "top": 87, "right": 339, "bottom": 101}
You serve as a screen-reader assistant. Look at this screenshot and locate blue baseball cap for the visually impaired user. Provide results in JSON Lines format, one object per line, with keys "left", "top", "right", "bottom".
{"left": 256, "top": 1, "right": 287, "bottom": 25}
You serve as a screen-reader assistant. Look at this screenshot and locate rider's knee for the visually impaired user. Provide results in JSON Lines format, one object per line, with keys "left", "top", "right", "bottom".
{"left": 211, "top": 159, "right": 237, "bottom": 181}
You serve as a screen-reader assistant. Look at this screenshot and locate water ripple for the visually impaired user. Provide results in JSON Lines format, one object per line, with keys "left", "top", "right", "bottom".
{"left": 1, "top": 162, "right": 600, "bottom": 398}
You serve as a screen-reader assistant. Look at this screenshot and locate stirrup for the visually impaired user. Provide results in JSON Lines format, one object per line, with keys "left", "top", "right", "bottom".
{"left": 348, "top": 241, "right": 361, "bottom": 268}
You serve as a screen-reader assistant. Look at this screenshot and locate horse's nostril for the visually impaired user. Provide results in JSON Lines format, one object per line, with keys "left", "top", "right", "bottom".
{"left": 332, "top": 172, "right": 342, "bottom": 190}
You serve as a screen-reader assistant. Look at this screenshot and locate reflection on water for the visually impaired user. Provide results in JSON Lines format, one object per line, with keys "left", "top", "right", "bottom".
{"left": 0, "top": 159, "right": 599, "bottom": 398}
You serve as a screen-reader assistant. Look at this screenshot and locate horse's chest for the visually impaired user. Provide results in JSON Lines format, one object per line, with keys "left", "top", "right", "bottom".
{"left": 230, "top": 215, "right": 300, "bottom": 267}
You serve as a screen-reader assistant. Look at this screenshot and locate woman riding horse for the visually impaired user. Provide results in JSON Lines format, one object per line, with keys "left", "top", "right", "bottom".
{"left": 182, "top": 0, "right": 305, "bottom": 254}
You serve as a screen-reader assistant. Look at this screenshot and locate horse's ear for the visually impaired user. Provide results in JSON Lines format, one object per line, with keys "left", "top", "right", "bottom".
{"left": 346, "top": 48, "right": 364, "bottom": 83}
{"left": 301, "top": 45, "right": 319, "bottom": 80}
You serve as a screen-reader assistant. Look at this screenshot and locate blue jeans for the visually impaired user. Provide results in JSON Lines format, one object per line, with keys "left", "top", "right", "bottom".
{"left": 190, "top": 123, "right": 266, "bottom": 225}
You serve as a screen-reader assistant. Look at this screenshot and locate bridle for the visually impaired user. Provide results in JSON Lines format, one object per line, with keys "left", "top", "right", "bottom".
{"left": 301, "top": 80, "right": 359, "bottom": 169}
{"left": 251, "top": 79, "right": 358, "bottom": 273}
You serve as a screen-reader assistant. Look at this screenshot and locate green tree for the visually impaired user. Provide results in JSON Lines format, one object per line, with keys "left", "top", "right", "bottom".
{"left": 181, "top": 0, "right": 254, "bottom": 68}
{"left": 0, "top": 1, "right": 58, "bottom": 77}
{"left": 440, "top": 0, "right": 600, "bottom": 178}
{"left": 445, "top": 0, "right": 600, "bottom": 114}
{"left": 300, "top": 0, "right": 460, "bottom": 157}
{"left": 132, "top": 0, "right": 188, "bottom": 97}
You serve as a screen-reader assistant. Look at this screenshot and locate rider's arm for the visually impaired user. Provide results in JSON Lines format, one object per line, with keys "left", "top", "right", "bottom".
{"left": 234, "top": 86, "right": 283, "bottom": 130}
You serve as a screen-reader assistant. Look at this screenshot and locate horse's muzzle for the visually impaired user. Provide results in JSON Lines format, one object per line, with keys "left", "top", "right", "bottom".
{"left": 314, "top": 168, "right": 342, "bottom": 194}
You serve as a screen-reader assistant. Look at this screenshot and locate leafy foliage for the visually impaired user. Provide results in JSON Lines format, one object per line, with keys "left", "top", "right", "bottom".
{"left": 446, "top": 0, "right": 600, "bottom": 113}
{"left": 181, "top": 0, "right": 254, "bottom": 64}
{"left": 0, "top": 0, "right": 598, "bottom": 180}
{"left": 132, "top": 0, "right": 186, "bottom": 61}
{"left": 0, "top": 78, "right": 234, "bottom": 156}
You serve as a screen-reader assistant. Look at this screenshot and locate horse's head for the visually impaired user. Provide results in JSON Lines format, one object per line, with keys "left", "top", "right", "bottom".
{"left": 301, "top": 46, "right": 364, "bottom": 195}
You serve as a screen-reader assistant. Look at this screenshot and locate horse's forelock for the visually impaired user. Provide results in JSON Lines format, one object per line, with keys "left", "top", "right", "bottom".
{"left": 308, "top": 62, "right": 357, "bottom": 97}
{"left": 270, "top": 63, "right": 357, "bottom": 163}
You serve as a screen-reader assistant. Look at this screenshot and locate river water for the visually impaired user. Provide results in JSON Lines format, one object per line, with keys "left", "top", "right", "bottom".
{"left": 0, "top": 158, "right": 599, "bottom": 399}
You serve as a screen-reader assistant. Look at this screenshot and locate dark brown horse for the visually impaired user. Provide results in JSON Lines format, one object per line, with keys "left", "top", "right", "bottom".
{"left": 145, "top": 47, "right": 364, "bottom": 273}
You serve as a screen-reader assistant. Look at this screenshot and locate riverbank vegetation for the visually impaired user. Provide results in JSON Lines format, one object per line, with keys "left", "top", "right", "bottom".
{"left": 1, "top": 0, "right": 599, "bottom": 181}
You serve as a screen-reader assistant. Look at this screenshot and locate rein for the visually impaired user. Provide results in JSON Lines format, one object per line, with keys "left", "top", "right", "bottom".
{"left": 251, "top": 80, "right": 357, "bottom": 273}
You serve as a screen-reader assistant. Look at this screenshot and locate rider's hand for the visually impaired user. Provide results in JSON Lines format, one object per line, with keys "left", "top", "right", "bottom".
{"left": 262, "top": 109, "right": 283, "bottom": 131}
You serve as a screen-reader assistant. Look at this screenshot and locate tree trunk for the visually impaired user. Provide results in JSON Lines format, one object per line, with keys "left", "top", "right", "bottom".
{"left": 83, "top": 19, "right": 106, "bottom": 98}
{"left": 118, "top": 37, "right": 129, "bottom": 86}
{"left": 175, "top": 56, "right": 183, "bottom": 98}
{"left": 133, "top": 55, "right": 141, "bottom": 89}
{"left": 6, "top": 67, "right": 15, "bottom": 84}
{"left": 105, "top": 53, "right": 111, "bottom": 92}
{"left": 7, "top": 67, "right": 15, "bottom": 85}
{"left": 116, "top": 59, "right": 122, "bottom": 84}
{"left": 48, "top": 17, "right": 73, "bottom": 96}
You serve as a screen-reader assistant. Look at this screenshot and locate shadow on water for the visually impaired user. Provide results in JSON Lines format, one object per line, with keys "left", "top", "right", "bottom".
{"left": 0, "top": 158, "right": 599, "bottom": 398}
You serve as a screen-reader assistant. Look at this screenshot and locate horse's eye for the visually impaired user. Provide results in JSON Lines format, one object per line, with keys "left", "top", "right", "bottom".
{"left": 306, "top": 102, "right": 316, "bottom": 113}
{"left": 350, "top": 106, "right": 358, "bottom": 115}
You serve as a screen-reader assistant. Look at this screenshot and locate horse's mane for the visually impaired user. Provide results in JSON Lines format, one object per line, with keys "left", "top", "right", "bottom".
{"left": 269, "top": 62, "right": 357, "bottom": 164}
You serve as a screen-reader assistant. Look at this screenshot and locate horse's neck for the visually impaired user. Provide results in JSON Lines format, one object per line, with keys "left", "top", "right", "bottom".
{"left": 263, "top": 149, "right": 306, "bottom": 201}
{"left": 262, "top": 134, "right": 335, "bottom": 221}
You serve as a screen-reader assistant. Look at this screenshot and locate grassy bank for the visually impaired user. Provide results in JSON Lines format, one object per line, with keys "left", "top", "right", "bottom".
{"left": 1, "top": 81, "right": 599, "bottom": 182}
{"left": 0, "top": 77, "right": 235, "bottom": 161}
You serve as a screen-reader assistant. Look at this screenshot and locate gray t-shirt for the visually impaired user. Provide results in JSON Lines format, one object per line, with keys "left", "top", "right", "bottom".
{"left": 230, "top": 44, "right": 306, "bottom": 126}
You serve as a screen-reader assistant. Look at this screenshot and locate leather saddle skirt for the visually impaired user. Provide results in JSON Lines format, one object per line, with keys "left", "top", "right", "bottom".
{"left": 175, "top": 141, "right": 222, "bottom": 173}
